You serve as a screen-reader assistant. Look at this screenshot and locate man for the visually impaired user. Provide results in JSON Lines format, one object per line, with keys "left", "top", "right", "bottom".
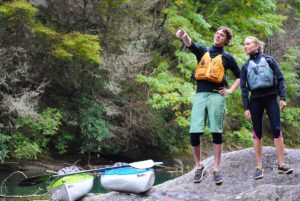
{"left": 176, "top": 26, "right": 240, "bottom": 184}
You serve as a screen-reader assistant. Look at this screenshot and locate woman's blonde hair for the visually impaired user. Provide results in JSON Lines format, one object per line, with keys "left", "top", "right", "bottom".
{"left": 245, "top": 36, "right": 265, "bottom": 53}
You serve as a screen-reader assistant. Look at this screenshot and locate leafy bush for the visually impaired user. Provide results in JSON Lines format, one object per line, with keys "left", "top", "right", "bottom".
{"left": 136, "top": 57, "right": 194, "bottom": 127}
{"left": 0, "top": 123, "right": 11, "bottom": 161}
{"left": 16, "top": 107, "right": 62, "bottom": 154}
{"left": 226, "top": 127, "right": 253, "bottom": 148}
{"left": 77, "top": 96, "right": 116, "bottom": 154}
{"left": 56, "top": 132, "right": 75, "bottom": 154}
{"left": 279, "top": 47, "right": 300, "bottom": 99}
{"left": 13, "top": 133, "right": 41, "bottom": 159}
{"left": 281, "top": 107, "right": 300, "bottom": 146}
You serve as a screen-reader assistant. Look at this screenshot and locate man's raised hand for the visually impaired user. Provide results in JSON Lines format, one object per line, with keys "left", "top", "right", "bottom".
{"left": 176, "top": 28, "right": 186, "bottom": 38}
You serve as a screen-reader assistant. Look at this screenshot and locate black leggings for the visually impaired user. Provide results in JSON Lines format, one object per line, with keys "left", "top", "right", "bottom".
{"left": 250, "top": 95, "right": 282, "bottom": 140}
{"left": 190, "top": 133, "right": 223, "bottom": 146}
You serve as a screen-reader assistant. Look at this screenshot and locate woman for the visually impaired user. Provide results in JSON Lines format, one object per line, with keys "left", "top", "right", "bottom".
{"left": 240, "top": 36, "right": 293, "bottom": 179}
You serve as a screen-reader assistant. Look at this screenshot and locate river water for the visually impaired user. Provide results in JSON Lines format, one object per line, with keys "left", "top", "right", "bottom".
{"left": 0, "top": 169, "right": 184, "bottom": 197}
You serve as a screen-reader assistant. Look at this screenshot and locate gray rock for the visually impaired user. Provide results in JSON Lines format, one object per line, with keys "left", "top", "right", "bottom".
{"left": 82, "top": 147, "right": 300, "bottom": 201}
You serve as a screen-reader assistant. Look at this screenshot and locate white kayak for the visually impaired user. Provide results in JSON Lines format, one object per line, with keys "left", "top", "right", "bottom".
{"left": 48, "top": 173, "right": 94, "bottom": 201}
{"left": 100, "top": 167, "right": 155, "bottom": 193}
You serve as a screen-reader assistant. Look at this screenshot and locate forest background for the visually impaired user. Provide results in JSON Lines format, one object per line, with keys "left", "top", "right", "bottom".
{"left": 0, "top": 0, "right": 299, "bottom": 164}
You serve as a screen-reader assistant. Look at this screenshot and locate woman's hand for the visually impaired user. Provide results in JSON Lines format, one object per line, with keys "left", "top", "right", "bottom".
{"left": 245, "top": 110, "right": 251, "bottom": 120}
{"left": 280, "top": 100, "right": 286, "bottom": 111}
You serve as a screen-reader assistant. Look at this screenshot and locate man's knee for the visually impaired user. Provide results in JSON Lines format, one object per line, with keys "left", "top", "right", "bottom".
{"left": 190, "top": 133, "right": 203, "bottom": 146}
{"left": 212, "top": 133, "right": 223, "bottom": 144}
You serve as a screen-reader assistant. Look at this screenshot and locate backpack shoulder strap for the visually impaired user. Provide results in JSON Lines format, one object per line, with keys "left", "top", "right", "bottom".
{"left": 245, "top": 59, "right": 251, "bottom": 68}
{"left": 260, "top": 54, "right": 275, "bottom": 71}
{"left": 198, "top": 51, "right": 210, "bottom": 64}
{"left": 203, "top": 51, "right": 210, "bottom": 58}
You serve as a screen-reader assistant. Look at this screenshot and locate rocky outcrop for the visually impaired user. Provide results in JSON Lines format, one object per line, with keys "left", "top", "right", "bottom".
{"left": 83, "top": 147, "right": 300, "bottom": 201}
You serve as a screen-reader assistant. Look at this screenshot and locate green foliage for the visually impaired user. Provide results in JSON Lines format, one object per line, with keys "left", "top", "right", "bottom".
{"left": 138, "top": 0, "right": 287, "bottom": 129}
{"left": 0, "top": 0, "right": 38, "bottom": 24}
{"left": 246, "top": 14, "right": 286, "bottom": 37}
{"left": 226, "top": 127, "right": 253, "bottom": 148}
{"left": 149, "top": 125, "right": 188, "bottom": 154}
{"left": 56, "top": 132, "right": 75, "bottom": 154}
{"left": 137, "top": 59, "right": 194, "bottom": 127}
{"left": 92, "top": 0, "right": 129, "bottom": 11}
{"left": 281, "top": 107, "right": 300, "bottom": 146}
{"left": 0, "top": 0, "right": 102, "bottom": 94}
{"left": 13, "top": 133, "right": 41, "bottom": 159}
{"left": 52, "top": 47, "right": 73, "bottom": 60}
{"left": 19, "top": 108, "right": 62, "bottom": 136}
{"left": 53, "top": 32, "right": 101, "bottom": 64}
{"left": 17, "top": 108, "right": 62, "bottom": 149}
{"left": 33, "top": 23, "right": 58, "bottom": 39}
{"left": 210, "top": 0, "right": 285, "bottom": 37}
{"left": 164, "top": 1, "right": 210, "bottom": 45}
{"left": 77, "top": 96, "right": 115, "bottom": 154}
{"left": 278, "top": 0, "right": 300, "bottom": 18}
{"left": 278, "top": 47, "right": 300, "bottom": 99}
{"left": 134, "top": 108, "right": 190, "bottom": 154}
{"left": 0, "top": 0, "right": 38, "bottom": 46}
{"left": 0, "top": 0, "right": 299, "bottom": 160}
{"left": 175, "top": 50, "right": 197, "bottom": 79}
{"left": 281, "top": 108, "right": 300, "bottom": 130}
{"left": 0, "top": 123, "right": 11, "bottom": 161}
{"left": 40, "top": 108, "right": 63, "bottom": 135}
{"left": 224, "top": 89, "right": 251, "bottom": 130}
{"left": 6, "top": 107, "right": 63, "bottom": 159}
{"left": 225, "top": 88, "right": 243, "bottom": 117}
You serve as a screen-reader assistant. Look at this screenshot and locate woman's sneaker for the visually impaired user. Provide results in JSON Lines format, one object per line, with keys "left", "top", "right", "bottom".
{"left": 278, "top": 164, "right": 293, "bottom": 174}
{"left": 213, "top": 171, "right": 223, "bottom": 185}
{"left": 193, "top": 165, "right": 206, "bottom": 183}
{"left": 254, "top": 168, "right": 263, "bottom": 180}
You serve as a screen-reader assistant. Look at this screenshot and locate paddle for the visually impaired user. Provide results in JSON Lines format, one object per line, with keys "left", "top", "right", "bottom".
{"left": 18, "top": 159, "right": 161, "bottom": 186}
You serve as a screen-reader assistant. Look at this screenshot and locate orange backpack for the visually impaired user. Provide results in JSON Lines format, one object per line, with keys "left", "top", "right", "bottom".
{"left": 195, "top": 52, "right": 224, "bottom": 83}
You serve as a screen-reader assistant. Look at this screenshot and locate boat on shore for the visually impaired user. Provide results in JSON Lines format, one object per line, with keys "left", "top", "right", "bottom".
{"left": 15, "top": 160, "right": 160, "bottom": 199}
{"left": 48, "top": 173, "right": 94, "bottom": 201}
{"left": 100, "top": 167, "right": 155, "bottom": 193}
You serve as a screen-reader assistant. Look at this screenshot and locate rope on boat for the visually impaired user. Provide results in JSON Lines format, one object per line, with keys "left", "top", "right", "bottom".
{"left": 0, "top": 171, "right": 49, "bottom": 199}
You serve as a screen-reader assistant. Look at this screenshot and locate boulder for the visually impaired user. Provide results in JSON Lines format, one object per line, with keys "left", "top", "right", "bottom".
{"left": 83, "top": 147, "right": 300, "bottom": 201}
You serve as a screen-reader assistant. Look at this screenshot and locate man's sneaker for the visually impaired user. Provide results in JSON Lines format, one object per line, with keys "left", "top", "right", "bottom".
{"left": 254, "top": 168, "right": 263, "bottom": 180}
{"left": 213, "top": 171, "right": 223, "bottom": 185}
{"left": 193, "top": 166, "right": 206, "bottom": 183}
{"left": 278, "top": 164, "right": 293, "bottom": 174}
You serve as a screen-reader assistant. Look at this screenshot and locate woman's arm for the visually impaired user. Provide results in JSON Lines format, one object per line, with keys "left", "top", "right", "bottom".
{"left": 240, "top": 65, "right": 250, "bottom": 110}
{"left": 267, "top": 56, "right": 286, "bottom": 101}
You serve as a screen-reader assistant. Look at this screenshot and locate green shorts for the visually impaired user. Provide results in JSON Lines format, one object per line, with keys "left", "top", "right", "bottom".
{"left": 189, "top": 92, "right": 226, "bottom": 133}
